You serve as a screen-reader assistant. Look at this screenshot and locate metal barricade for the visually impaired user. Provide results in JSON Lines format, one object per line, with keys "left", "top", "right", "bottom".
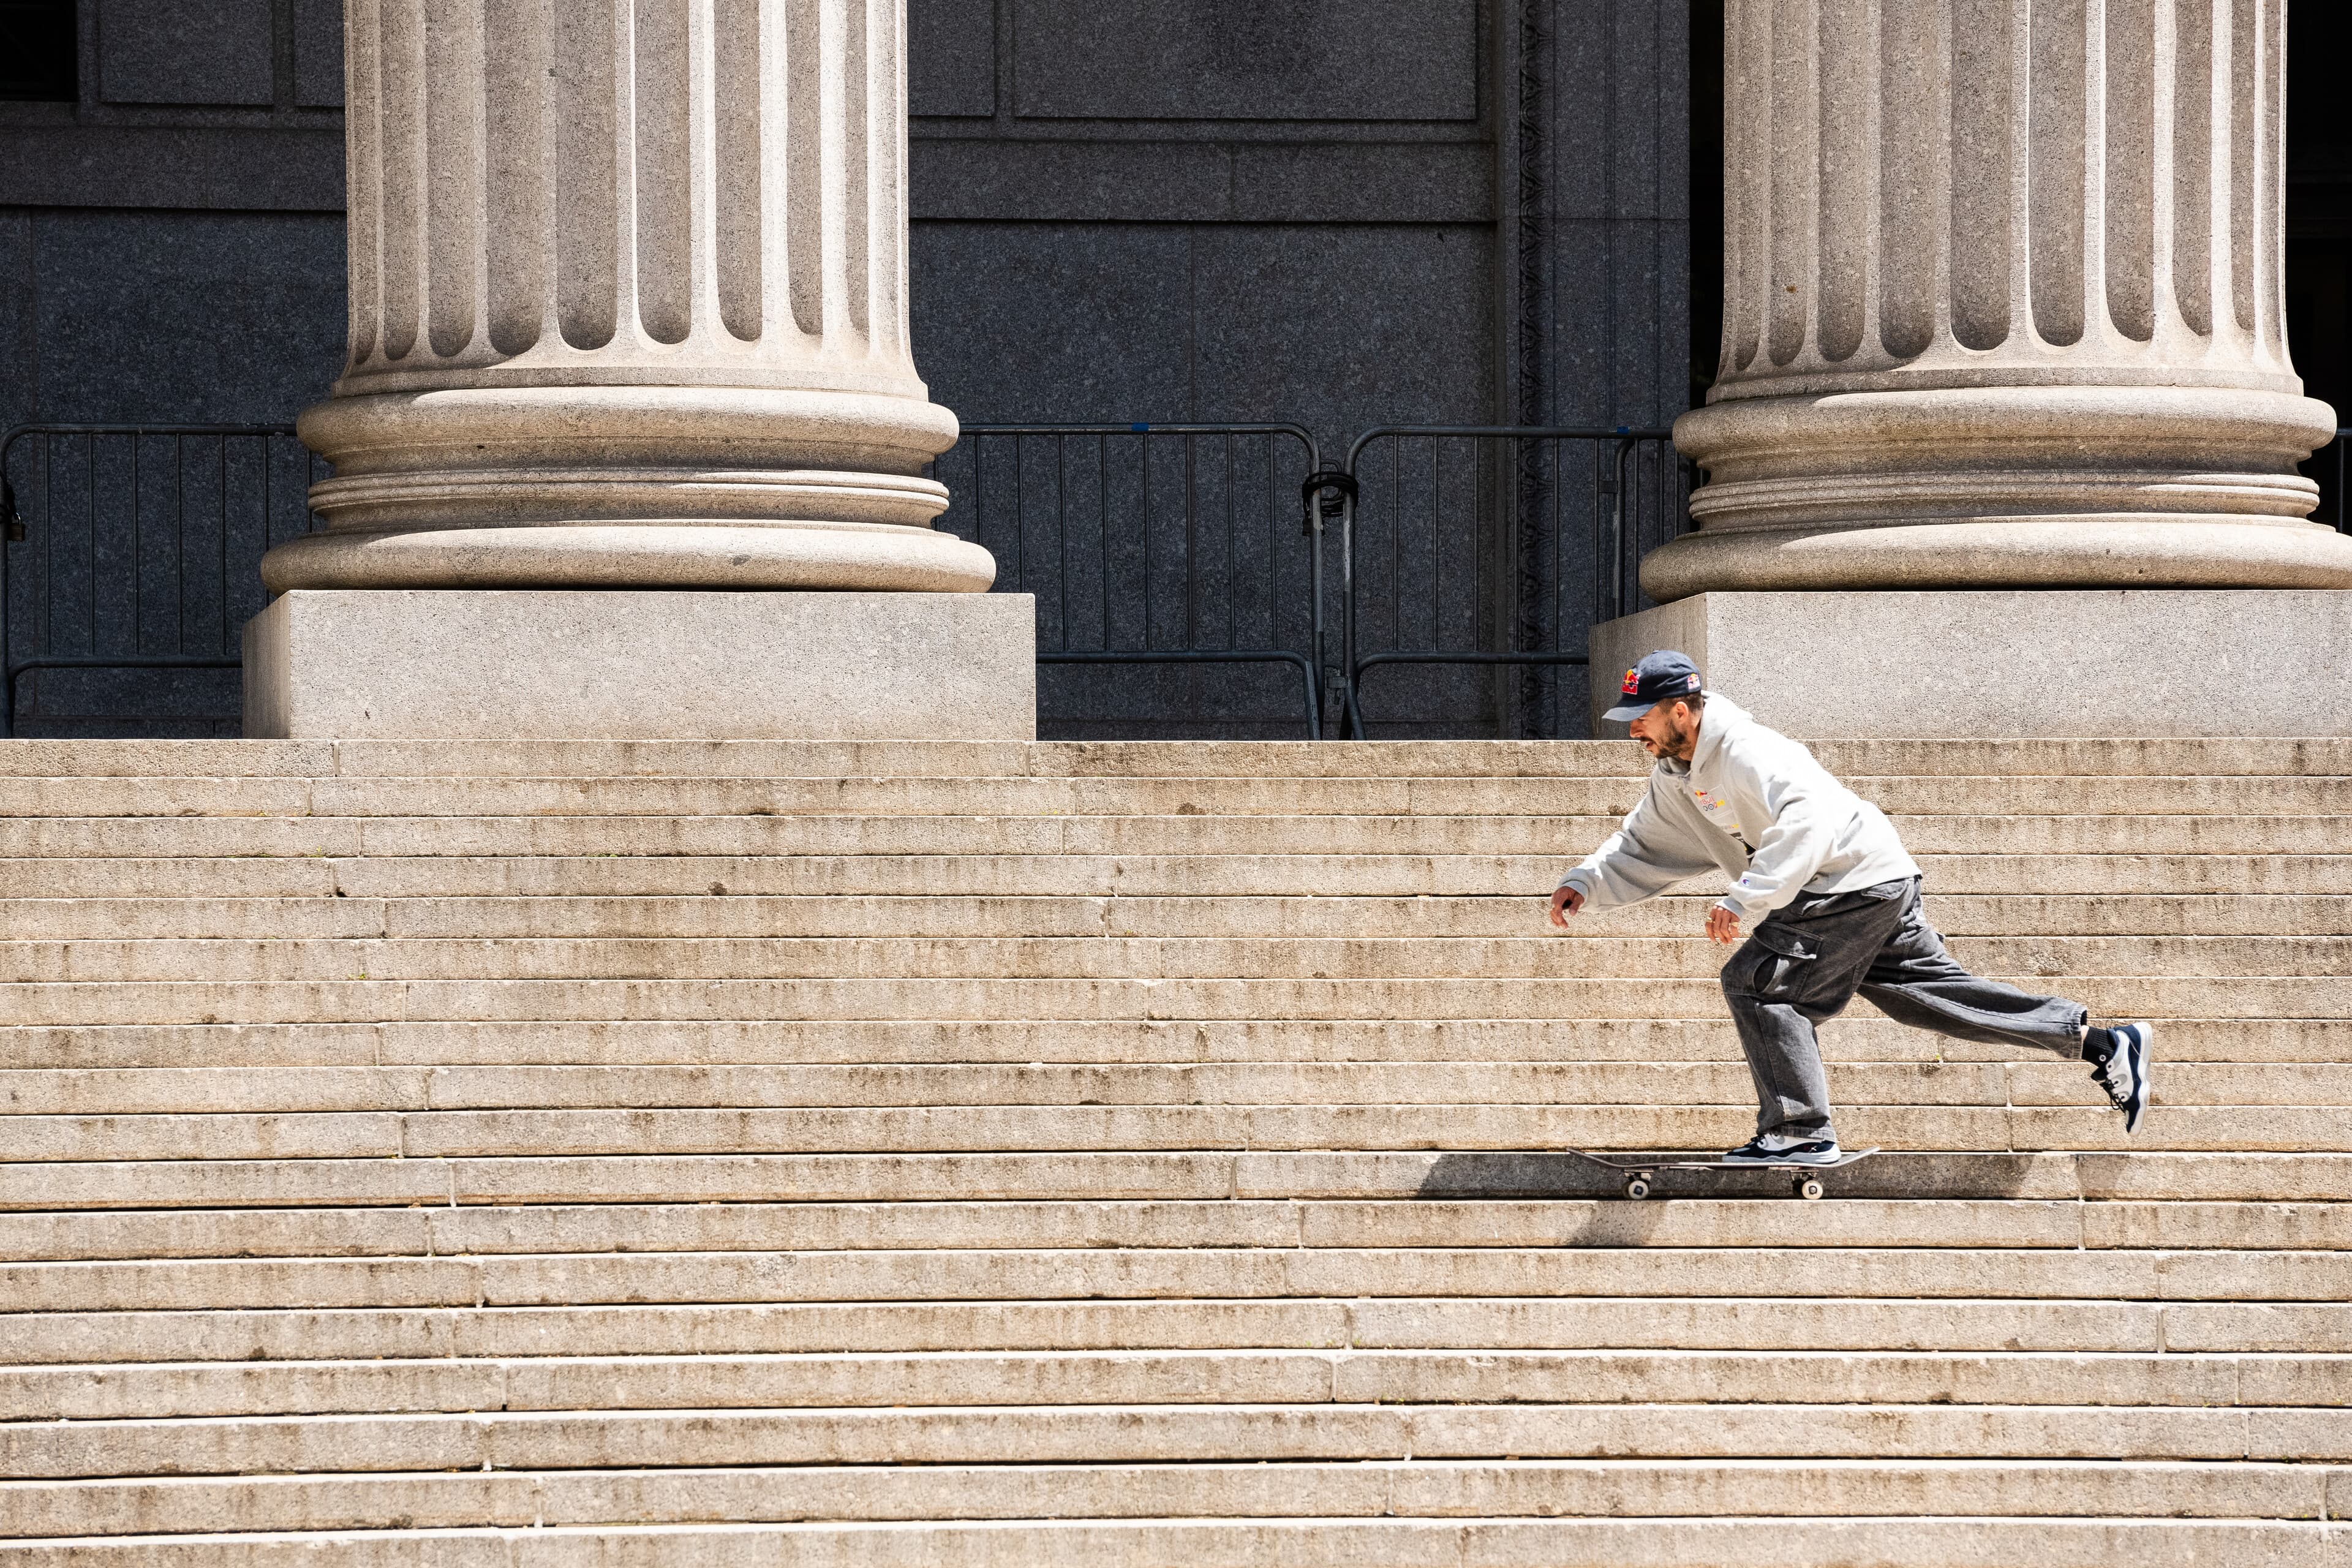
{"left": 935, "top": 424, "right": 1327, "bottom": 738}
{"left": 1332, "top": 426, "right": 1692, "bottom": 739}
{"left": 0, "top": 425, "right": 324, "bottom": 737}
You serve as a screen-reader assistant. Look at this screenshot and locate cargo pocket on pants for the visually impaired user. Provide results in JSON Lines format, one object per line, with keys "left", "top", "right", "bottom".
{"left": 1743, "top": 923, "right": 1821, "bottom": 1001}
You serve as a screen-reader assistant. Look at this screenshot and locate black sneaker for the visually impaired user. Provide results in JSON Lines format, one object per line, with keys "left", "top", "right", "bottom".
{"left": 1722, "top": 1134, "right": 1842, "bottom": 1166}
{"left": 2093, "top": 1022, "right": 2154, "bottom": 1135}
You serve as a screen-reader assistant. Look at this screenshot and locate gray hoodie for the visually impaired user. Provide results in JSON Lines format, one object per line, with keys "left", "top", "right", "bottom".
{"left": 1559, "top": 692, "right": 1918, "bottom": 922}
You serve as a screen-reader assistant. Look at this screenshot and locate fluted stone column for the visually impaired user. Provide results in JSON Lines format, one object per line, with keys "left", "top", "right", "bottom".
{"left": 245, "top": 0, "right": 1031, "bottom": 739}
{"left": 1593, "top": 0, "right": 2352, "bottom": 739}
{"left": 1649, "top": 0, "right": 2352, "bottom": 599}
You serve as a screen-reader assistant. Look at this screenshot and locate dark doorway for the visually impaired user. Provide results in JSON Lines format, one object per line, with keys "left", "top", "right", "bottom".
{"left": 2288, "top": 4, "right": 2352, "bottom": 528}
{"left": 0, "top": 1, "right": 77, "bottom": 100}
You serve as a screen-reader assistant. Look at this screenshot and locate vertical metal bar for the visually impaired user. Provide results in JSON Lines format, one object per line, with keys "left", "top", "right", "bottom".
{"left": 0, "top": 436, "right": 13, "bottom": 738}
{"left": 130, "top": 434, "right": 142, "bottom": 653}
{"left": 1430, "top": 438, "right": 1445, "bottom": 661}
{"left": 1480, "top": 438, "right": 1500, "bottom": 736}
{"left": 1223, "top": 434, "right": 1235, "bottom": 649}
{"left": 1300, "top": 441, "right": 1320, "bottom": 728}
{"left": 215, "top": 435, "right": 228, "bottom": 649}
{"left": 1011, "top": 435, "right": 1026, "bottom": 594}
{"left": 1098, "top": 437, "right": 1110, "bottom": 650}
{"left": 1341, "top": 484, "right": 1361, "bottom": 738}
{"left": 1588, "top": 442, "right": 1602, "bottom": 633}
{"left": 1267, "top": 437, "right": 1280, "bottom": 657}
{"left": 1612, "top": 438, "right": 1634, "bottom": 621}
{"left": 1183, "top": 432, "right": 1197, "bottom": 648}
{"left": 1133, "top": 435, "right": 1143, "bottom": 649}
{"left": 221, "top": 439, "right": 238, "bottom": 652}
{"left": 39, "top": 436, "right": 53, "bottom": 662}
{"left": 85, "top": 435, "right": 96, "bottom": 655}
{"left": 1550, "top": 439, "right": 1565, "bottom": 734}
{"left": 1373, "top": 442, "right": 1392, "bottom": 668}
{"left": 1055, "top": 434, "right": 1069, "bottom": 654}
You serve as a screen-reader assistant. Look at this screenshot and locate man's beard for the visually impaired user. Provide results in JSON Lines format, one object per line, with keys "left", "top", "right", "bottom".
{"left": 1640, "top": 714, "right": 1694, "bottom": 758}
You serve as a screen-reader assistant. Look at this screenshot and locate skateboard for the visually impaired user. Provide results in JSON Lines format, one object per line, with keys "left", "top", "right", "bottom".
{"left": 1567, "top": 1146, "right": 1880, "bottom": 1201}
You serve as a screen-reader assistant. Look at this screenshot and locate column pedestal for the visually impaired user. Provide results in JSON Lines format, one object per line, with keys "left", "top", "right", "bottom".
{"left": 244, "top": 589, "right": 1036, "bottom": 740}
{"left": 1591, "top": 590, "right": 2352, "bottom": 739}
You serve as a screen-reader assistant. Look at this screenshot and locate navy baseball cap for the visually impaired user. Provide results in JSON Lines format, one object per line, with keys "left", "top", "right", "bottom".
{"left": 1603, "top": 649, "right": 1705, "bottom": 722}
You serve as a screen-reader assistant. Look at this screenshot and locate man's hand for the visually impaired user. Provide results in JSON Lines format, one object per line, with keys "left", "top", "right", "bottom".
{"left": 1548, "top": 884, "right": 1586, "bottom": 927}
{"left": 1705, "top": 905, "right": 1742, "bottom": 946}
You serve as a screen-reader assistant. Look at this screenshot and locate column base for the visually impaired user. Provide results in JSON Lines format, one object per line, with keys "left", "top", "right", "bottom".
{"left": 1638, "top": 517, "right": 2352, "bottom": 599}
{"left": 1589, "top": 590, "right": 2352, "bottom": 738}
{"left": 243, "top": 590, "right": 1037, "bottom": 740}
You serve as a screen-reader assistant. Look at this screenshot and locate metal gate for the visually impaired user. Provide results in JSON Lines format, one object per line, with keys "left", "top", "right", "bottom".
{"left": 0, "top": 426, "right": 323, "bottom": 736}
{"left": 0, "top": 418, "right": 1696, "bottom": 739}
{"left": 933, "top": 424, "right": 1327, "bottom": 738}
{"left": 1332, "top": 426, "right": 1693, "bottom": 739}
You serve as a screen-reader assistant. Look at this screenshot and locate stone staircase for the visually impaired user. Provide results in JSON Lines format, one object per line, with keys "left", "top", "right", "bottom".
{"left": 1, "top": 737, "right": 2347, "bottom": 1564}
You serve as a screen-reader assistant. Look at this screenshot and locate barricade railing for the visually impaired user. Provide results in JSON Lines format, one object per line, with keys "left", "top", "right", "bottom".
{"left": 1330, "top": 426, "right": 1693, "bottom": 739}
{"left": 0, "top": 425, "right": 324, "bottom": 737}
{"left": 934, "top": 424, "right": 1327, "bottom": 738}
{"left": 1, "top": 418, "right": 1708, "bottom": 742}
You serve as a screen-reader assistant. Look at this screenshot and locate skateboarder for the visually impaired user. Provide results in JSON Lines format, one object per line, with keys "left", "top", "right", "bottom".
{"left": 1547, "top": 649, "right": 2152, "bottom": 1164}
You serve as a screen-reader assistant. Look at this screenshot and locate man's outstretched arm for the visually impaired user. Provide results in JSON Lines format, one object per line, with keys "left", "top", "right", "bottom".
{"left": 1551, "top": 791, "right": 1716, "bottom": 925}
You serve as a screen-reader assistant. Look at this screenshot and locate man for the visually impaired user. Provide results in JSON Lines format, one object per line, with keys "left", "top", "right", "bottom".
{"left": 1547, "top": 649, "right": 2152, "bottom": 1164}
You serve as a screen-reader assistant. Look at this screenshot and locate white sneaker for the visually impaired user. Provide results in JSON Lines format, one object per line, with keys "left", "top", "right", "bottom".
{"left": 2094, "top": 1023, "right": 2154, "bottom": 1136}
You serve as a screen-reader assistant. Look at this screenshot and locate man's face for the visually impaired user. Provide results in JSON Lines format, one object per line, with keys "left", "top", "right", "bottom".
{"left": 1628, "top": 698, "right": 1700, "bottom": 761}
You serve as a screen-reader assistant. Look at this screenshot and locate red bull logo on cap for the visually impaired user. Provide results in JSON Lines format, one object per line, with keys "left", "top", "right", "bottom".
{"left": 1622, "top": 668, "right": 1641, "bottom": 695}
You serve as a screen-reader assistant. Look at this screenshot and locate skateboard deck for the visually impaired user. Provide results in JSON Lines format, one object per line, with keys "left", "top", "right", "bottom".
{"left": 1567, "top": 1146, "right": 1880, "bottom": 1200}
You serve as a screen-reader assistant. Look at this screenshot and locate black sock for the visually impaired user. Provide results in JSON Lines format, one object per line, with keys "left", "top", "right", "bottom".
{"left": 2081, "top": 1027, "right": 2117, "bottom": 1066}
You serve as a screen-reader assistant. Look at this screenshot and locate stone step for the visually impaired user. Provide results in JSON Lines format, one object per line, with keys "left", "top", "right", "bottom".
{"left": 6, "top": 933, "right": 2346, "bottom": 985}
{"left": 0, "top": 1458, "right": 2337, "bottom": 1540}
{"left": 0, "top": 975, "right": 2329, "bottom": 1028}
{"left": 6, "top": 1060, "right": 2341, "bottom": 1118}
{"left": 5, "top": 1017, "right": 2337, "bottom": 1071}
{"left": 12, "top": 1294, "right": 2337, "bottom": 1364}
{"left": 16, "top": 1148, "right": 2334, "bottom": 1208}
{"left": 4, "top": 1198, "right": 2346, "bottom": 1264}
{"left": 4, "top": 1245, "right": 2345, "bottom": 1314}
{"left": 2, "top": 1402, "right": 2344, "bottom": 1479}
{"left": 4, "top": 1097, "right": 2321, "bottom": 1162}
{"left": 8, "top": 772, "right": 2348, "bottom": 820}
{"left": 1, "top": 1516, "right": 2335, "bottom": 1567}
{"left": 6, "top": 733, "right": 2348, "bottom": 777}
{"left": 0, "top": 892, "right": 2333, "bottom": 945}
{"left": 7, "top": 892, "right": 2351, "bottom": 941}
{"left": 4, "top": 813, "right": 2351, "bottom": 862}
{"left": 15, "top": 853, "right": 2349, "bottom": 901}
{"left": 6, "top": 1348, "right": 2343, "bottom": 1425}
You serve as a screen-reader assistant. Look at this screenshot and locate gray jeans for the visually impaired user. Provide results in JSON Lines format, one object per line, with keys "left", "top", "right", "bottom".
{"left": 1722, "top": 876, "right": 2088, "bottom": 1139}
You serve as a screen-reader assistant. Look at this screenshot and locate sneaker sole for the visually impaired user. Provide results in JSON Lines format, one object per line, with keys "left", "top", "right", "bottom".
{"left": 2122, "top": 1022, "right": 2153, "bottom": 1135}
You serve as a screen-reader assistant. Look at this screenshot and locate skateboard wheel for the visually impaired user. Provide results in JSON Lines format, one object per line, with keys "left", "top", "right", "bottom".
{"left": 1624, "top": 1177, "right": 1652, "bottom": 1201}
{"left": 1796, "top": 1177, "right": 1825, "bottom": 1200}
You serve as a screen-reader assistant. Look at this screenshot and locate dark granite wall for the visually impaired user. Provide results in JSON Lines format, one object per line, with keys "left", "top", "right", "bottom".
{"left": 0, "top": 0, "right": 1688, "bottom": 737}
